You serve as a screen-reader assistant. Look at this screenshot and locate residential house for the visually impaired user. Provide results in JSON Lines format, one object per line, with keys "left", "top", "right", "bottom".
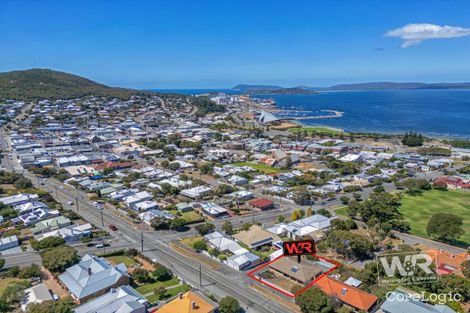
{"left": 36, "top": 223, "right": 92, "bottom": 242}
{"left": 155, "top": 291, "right": 218, "bottom": 313}
{"left": 180, "top": 186, "right": 212, "bottom": 199}
{"left": 269, "top": 256, "right": 325, "bottom": 285}
{"left": 0, "top": 193, "right": 39, "bottom": 206}
{"left": 196, "top": 202, "right": 228, "bottom": 219}
{"left": 285, "top": 214, "right": 332, "bottom": 239}
{"left": 31, "top": 216, "right": 71, "bottom": 234}
{"left": 74, "top": 285, "right": 148, "bottom": 313}
{"left": 248, "top": 198, "right": 275, "bottom": 211}
{"left": 123, "top": 191, "right": 152, "bottom": 210}
{"left": 0, "top": 235, "right": 19, "bottom": 251}
{"left": 21, "top": 284, "right": 54, "bottom": 312}
{"left": 139, "top": 210, "right": 174, "bottom": 225}
{"left": 425, "top": 250, "right": 469, "bottom": 276}
{"left": 59, "top": 254, "right": 129, "bottom": 303}
{"left": 315, "top": 276, "right": 378, "bottom": 312}
{"left": 233, "top": 225, "right": 280, "bottom": 250}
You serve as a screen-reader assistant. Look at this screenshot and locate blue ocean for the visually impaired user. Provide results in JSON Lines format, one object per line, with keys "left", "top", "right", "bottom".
{"left": 151, "top": 89, "right": 470, "bottom": 138}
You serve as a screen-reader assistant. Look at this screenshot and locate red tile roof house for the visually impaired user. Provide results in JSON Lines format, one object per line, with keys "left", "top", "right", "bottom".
{"left": 248, "top": 198, "right": 275, "bottom": 211}
{"left": 434, "top": 176, "right": 470, "bottom": 189}
{"left": 315, "top": 276, "right": 378, "bottom": 312}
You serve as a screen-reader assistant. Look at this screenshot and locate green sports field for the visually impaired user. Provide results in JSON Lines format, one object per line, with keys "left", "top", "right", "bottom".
{"left": 399, "top": 189, "right": 470, "bottom": 243}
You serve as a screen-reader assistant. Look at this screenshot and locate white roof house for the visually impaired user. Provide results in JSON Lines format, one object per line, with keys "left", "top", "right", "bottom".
{"left": 180, "top": 186, "right": 212, "bottom": 199}
{"left": 204, "top": 231, "right": 247, "bottom": 255}
{"left": 0, "top": 193, "right": 39, "bottom": 206}
{"left": 285, "top": 214, "right": 332, "bottom": 239}
{"left": 21, "top": 283, "right": 54, "bottom": 311}
{"left": 0, "top": 235, "right": 19, "bottom": 252}
{"left": 123, "top": 191, "right": 152, "bottom": 209}
{"left": 36, "top": 223, "right": 92, "bottom": 242}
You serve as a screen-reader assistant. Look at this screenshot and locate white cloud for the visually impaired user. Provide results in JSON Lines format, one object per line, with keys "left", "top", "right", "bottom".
{"left": 385, "top": 23, "right": 470, "bottom": 47}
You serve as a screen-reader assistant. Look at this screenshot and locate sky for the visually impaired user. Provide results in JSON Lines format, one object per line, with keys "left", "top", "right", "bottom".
{"left": 1, "top": 0, "right": 470, "bottom": 88}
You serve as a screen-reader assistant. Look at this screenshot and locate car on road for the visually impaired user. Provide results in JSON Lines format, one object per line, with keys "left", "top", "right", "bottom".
{"left": 108, "top": 224, "right": 117, "bottom": 231}
{"left": 67, "top": 201, "right": 73, "bottom": 205}
{"left": 58, "top": 186, "right": 64, "bottom": 190}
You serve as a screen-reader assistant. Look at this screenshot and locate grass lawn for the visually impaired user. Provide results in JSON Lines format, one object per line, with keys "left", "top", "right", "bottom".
{"left": 400, "top": 189, "right": 470, "bottom": 243}
{"left": 106, "top": 255, "right": 137, "bottom": 267}
{"left": 0, "top": 278, "right": 25, "bottom": 296}
{"left": 181, "top": 211, "right": 203, "bottom": 223}
{"left": 136, "top": 278, "right": 179, "bottom": 295}
{"left": 168, "top": 210, "right": 204, "bottom": 223}
{"left": 180, "top": 236, "right": 203, "bottom": 248}
{"left": 288, "top": 126, "right": 346, "bottom": 136}
{"left": 333, "top": 205, "right": 348, "bottom": 217}
{"left": 232, "top": 162, "right": 288, "bottom": 174}
{"left": 165, "top": 284, "right": 191, "bottom": 297}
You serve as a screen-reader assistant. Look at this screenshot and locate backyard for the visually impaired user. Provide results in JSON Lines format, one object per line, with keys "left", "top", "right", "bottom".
{"left": 136, "top": 278, "right": 190, "bottom": 303}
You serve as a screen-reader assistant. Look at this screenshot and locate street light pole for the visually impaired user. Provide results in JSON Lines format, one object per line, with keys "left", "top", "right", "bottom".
{"left": 100, "top": 209, "right": 104, "bottom": 227}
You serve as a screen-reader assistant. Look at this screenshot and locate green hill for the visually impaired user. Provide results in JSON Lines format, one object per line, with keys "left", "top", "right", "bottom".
{"left": 0, "top": 68, "right": 156, "bottom": 100}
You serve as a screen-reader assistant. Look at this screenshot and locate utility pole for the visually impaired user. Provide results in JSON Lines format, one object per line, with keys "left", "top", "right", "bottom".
{"left": 75, "top": 197, "right": 79, "bottom": 211}
{"left": 141, "top": 232, "right": 144, "bottom": 252}
{"left": 199, "top": 263, "right": 202, "bottom": 287}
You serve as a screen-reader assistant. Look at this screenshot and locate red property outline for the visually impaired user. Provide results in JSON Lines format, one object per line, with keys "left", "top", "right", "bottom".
{"left": 247, "top": 253, "right": 340, "bottom": 298}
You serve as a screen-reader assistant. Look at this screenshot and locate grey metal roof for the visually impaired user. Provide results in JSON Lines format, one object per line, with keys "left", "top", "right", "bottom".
{"left": 59, "top": 254, "right": 129, "bottom": 300}
{"left": 74, "top": 285, "right": 147, "bottom": 313}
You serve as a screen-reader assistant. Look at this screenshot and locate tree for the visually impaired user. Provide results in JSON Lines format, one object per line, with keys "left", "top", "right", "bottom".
{"left": 192, "top": 239, "right": 208, "bottom": 251}
{"left": 31, "top": 237, "right": 65, "bottom": 250}
{"left": 427, "top": 213, "right": 464, "bottom": 241}
{"left": 354, "top": 192, "right": 409, "bottom": 233}
{"left": 277, "top": 215, "right": 285, "bottom": 223}
{"left": 151, "top": 217, "right": 170, "bottom": 230}
{"left": 306, "top": 207, "right": 313, "bottom": 216}
{"left": 1, "top": 283, "right": 25, "bottom": 305}
{"left": 153, "top": 266, "right": 172, "bottom": 281}
{"left": 199, "top": 163, "right": 214, "bottom": 175}
{"left": 291, "top": 210, "right": 300, "bottom": 221}
{"left": 373, "top": 185, "right": 385, "bottom": 193}
{"left": 339, "top": 196, "right": 349, "bottom": 205}
{"left": 221, "top": 221, "right": 234, "bottom": 235}
{"left": 18, "top": 264, "right": 42, "bottom": 279}
{"left": 326, "top": 230, "right": 375, "bottom": 259}
{"left": 132, "top": 268, "right": 153, "bottom": 284}
{"left": 154, "top": 286, "right": 166, "bottom": 300}
{"left": 41, "top": 245, "right": 79, "bottom": 273}
{"left": 0, "top": 300, "right": 9, "bottom": 313}
{"left": 195, "top": 223, "right": 215, "bottom": 236}
{"left": 293, "top": 189, "right": 312, "bottom": 205}
{"left": 317, "top": 208, "right": 331, "bottom": 218}
{"left": 295, "top": 287, "right": 334, "bottom": 313}
{"left": 0, "top": 259, "right": 4, "bottom": 270}
{"left": 13, "top": 177, "right": 32, "bottom": 189}
{"left": 219, "top": 296, "right": 241, "bottom": 313}
{"left": 461, "top": 260, "right": 470, "bottom": 279}
{"left": 170, "top": 217, "right": 186, "bottom": 230}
